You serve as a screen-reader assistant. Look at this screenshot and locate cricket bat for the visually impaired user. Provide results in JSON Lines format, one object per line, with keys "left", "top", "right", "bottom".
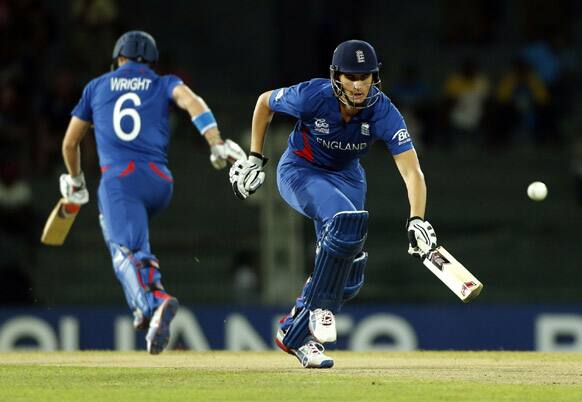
{"left": 423, "top": 246, "right": 483, "bottom": 303}
{"left": 40, "top": 199, "right": 81, "bottom": 246}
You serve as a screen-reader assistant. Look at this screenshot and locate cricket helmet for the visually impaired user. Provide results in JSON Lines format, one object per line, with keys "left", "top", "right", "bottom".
{"left": 329, "top": 39, "right": 382, "bottom": 108}
{"left": 112, "top": 30, "right": 159, "bottom": 64}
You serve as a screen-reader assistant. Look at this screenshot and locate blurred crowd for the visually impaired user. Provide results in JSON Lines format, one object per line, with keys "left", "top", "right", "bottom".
{"left": 0, "top": 0, "right": 580, "bottom": 305}
{"left": 0, "top": 0, "right": 122, "bottom": 303}
{"left": 390, "top": 33, "right": 577, "bottom": 153}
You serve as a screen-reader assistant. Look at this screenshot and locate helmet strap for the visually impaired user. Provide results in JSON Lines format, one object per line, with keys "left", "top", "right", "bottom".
{"left": 330, "top": 70, "right": 382, "bottom": 110}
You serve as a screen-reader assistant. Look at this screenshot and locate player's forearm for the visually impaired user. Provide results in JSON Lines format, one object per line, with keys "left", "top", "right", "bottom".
{"left": 250, "top": 91, "right": 274, "bottom": 154}
{"left": 203, "top": 127, "right": 223, "bottom": 147}
{"left": 172, "top": 84, "right": 224, "bottom": 145}
{"left": 404, "top": 171, "right": 427, "bottom": 219}
{"left": 62, "top": 144, "right": 82, "bottom": 176}
{"left": 62, "top": 117, "right": 89, "bottom": 176}
{"left": 173, "top": 84, "right": 209, "bottom": 118}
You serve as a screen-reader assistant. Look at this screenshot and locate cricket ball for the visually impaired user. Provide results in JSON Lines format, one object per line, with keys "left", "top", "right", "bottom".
{"left": 527, "top": 181, "right": 547, "bottom": 201}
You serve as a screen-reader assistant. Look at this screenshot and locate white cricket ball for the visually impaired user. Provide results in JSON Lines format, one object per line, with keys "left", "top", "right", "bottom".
{"left": 527, "top": 181, "right": 548, "bottom": 201}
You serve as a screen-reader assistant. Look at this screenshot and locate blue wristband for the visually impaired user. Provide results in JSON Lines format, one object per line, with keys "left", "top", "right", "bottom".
{"left": 192, "top": 110, "right": 217, "bottom": 135}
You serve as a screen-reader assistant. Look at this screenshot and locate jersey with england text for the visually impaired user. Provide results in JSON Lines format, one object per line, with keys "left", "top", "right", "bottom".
{"left": 269, "top": 78, "right": 413, "bottom": 170}
{"left": 72, "top": 60, "right": 182, "bottom": 166}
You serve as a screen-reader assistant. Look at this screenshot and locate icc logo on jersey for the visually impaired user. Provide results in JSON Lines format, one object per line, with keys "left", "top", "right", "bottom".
{"left": 314, "top": 118, "right": 330, "bottom": 134}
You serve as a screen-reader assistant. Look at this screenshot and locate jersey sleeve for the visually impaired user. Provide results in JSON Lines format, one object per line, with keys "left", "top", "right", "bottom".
{"left": 163, "top": 75, "right": 184, "bottom": 100}
{"left": 268, "top": 80, "right": 318, "bottom": 120}
{"left": 71, "top": 81, "right": 94, "bottom": 122}
{"left": 375, "top": 102, "right": 414, "bottom": 156}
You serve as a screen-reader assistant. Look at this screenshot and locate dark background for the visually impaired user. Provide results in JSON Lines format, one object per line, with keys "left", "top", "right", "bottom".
{"left": 1, "top": 0, "right": 581, "bottom": 307}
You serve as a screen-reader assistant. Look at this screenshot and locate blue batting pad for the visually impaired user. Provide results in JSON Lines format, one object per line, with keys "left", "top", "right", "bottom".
{"left": 342, "top": 251, "right": 368, "bottom": 304}
{"left": 280, "top": 307, "right": 311, "bottom": 350}
{"left": 283, "top": 210, "right": 368, "bottom": 349}
{"left": 111, "top": 244, "right": 169, "bottom": 319}
{"left": 304, "top": 210, "right": 368, "bottom": 310}
{"left": 282, "top": 251, "right": 367, "bottom": 332}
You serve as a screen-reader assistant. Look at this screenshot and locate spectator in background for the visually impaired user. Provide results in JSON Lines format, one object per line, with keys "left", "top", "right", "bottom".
{"left": 391, "top": 64, "right": 434, "bottom": 148}
{"left": 231, "top": 250, "right": 260, "bottom": 304}
{"left": 494, "top": 57, "right": 552, "bottom": 146}
{"left": 36, "top": 69, "right": 83, "bottom": 174}
{"left": 441, "top": 57, "right": 490, "bottom": 150}
{"left": 0, "top": 156, "right": 38, "bottom": 295}
{"left": 70, "top": 0, "right": 120, "bottom": 78}
{"left": 0, "top": 158, "right": 35, "bottom": 247}
{"left": 520, "top": 33, "right": 576, "bottom": 141}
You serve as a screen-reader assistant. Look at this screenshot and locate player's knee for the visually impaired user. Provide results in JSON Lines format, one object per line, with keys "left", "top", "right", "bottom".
{"left": 322, "top": 210, "right": 368, "bottom": 257}
{"left": 138, "top": 258, "right": 162, "bottom": 288}
{"left": 110, "top": 244, "right": 168, "bottom": 316}
{"left": 343, "top": 252, "right": 368, "bottom": 302}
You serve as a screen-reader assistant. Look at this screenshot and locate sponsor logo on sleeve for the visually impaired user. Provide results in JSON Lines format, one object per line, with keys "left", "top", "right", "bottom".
{"left": 391, "top": 128, "right": 411, "bottom": 145}
{"left": 274, "top": 88, "right": 285, "bottom": 101}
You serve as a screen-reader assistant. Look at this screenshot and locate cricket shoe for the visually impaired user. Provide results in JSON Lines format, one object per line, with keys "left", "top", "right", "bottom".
{"left": 132, "top": 308, "right": 149, "bottom": 331}
{"left": 293, "top": 340, "right": 334, "bottom": 369}
{"left": 275, "top": 328, "right": 334, "bottom": 369}
{"left": 146, "top": 297, "right": 179, "bottom": 354}
{"left": 275, "top": 327, "right": 293, "bottom": 354}
{"left": 308, "top": 308, "right": 336, "bottom": 343}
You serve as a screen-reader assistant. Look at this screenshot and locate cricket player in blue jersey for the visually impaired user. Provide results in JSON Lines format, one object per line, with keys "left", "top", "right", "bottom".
{"left": 59, "top": 31, "right": 245, "bottom": 354}
{"left": 230, "top": 40, "right": 437, "bottom": 368}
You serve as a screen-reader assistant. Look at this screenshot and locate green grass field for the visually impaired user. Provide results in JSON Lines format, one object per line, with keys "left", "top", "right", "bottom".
{"left": 1, "top": 351, "right": 581, "bottom": 401}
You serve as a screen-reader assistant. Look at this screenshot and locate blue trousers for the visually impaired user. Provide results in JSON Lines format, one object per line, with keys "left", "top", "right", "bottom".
{"left": 276, "top": 149, "right": 369, "bottom": 347}
{"left": 277, "top": 149, "right": 367, "bottom": 237}
{"left": 98, "top": 160, "right": 174, "bottom": 317}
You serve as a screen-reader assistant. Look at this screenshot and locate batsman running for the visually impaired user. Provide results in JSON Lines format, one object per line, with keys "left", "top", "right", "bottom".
{"left": 230, "top": 40, "right": 436, "bottom": 368}
{"left": 60, "top": 31, "right": 245, "bottom": 354}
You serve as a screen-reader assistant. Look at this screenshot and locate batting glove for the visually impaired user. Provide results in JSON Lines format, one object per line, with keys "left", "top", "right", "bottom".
{"left": 406, "top": 216, "right": 437, "bottom": 259}
{"left": 210, "top": 139, "right": 247, "bottom": 170}
{"left": 229, "top": 152, "right": 268, "bottom": 200}
{"left": 59, "top": 172, "right": 89, "bottom": 205}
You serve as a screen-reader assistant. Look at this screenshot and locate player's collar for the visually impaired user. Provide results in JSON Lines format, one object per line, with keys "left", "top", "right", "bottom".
{"left": 336, "top": 100, "right": 375, "bottom": 121}
{"left": 118, "top": 60, "right": 150, "bottom": 71}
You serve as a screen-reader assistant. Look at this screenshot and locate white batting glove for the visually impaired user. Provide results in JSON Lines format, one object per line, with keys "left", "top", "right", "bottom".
{"left": 406, "top": 217, "right": 437, "bottom": 259}
{"left": 229, "top": 153, "right": 268, "bottom": 200}
{"left": 210, "top": 139, "right": 247, "bottom": 170}
{"left": 59, "top": 172, "right": 89, "bottom": 205}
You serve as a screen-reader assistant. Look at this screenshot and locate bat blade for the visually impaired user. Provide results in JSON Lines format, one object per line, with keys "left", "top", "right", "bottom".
{"left": 40, "top": 199, "right": 81, "bottom": 246}
{"left": 423, "top": 246, "right": 483, "bottom": 303}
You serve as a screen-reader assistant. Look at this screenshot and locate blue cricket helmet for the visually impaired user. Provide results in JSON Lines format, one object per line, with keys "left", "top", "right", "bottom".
{"left": 330, "top": 39, "right": 382, "bottom": 108}
{"left": 330, "top": 39, "right": 380, "bottom": 74}
{"left": 112, "top": 30, "right": 159, "bottom": 64}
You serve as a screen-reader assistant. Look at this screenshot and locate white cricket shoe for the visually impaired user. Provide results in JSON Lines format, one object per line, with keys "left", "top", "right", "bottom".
{"left": 146, "top": 297, "right": 179, "bottom": 355}
{"left": 308, "top": 308, "right": 336, "bottom": 343}
{"left": 293, "top": 340, "right": 334, "bottom": 369}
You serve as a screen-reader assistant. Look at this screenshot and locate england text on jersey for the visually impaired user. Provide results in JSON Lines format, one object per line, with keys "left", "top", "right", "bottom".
{"left": 110, "top": 77, "right": 153, "bottom": 91}
{"left": 316, "top": 137, "right": 368, "bottom": 151}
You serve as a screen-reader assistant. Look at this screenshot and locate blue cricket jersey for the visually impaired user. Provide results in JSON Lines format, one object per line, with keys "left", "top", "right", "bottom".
{"left": 72, "top": 61, "right": 183, "bottom": 166}
{"left": 269, "top": 78, "right": 413, "bottom": 170}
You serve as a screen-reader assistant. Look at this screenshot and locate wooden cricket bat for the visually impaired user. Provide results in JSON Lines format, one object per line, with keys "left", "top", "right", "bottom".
{"left": 423, "top": 246, "right": 483, "bottom": 303}
{"left": 40, "top": 199, "right": 81, "bottom": 246}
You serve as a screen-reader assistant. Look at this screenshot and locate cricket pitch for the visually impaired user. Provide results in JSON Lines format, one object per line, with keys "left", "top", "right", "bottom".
{"left": 1, "top": 351, "right": 581, "bottom": 401}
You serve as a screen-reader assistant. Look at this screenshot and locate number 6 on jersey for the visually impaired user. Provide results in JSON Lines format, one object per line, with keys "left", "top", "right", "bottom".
{"left": 423, "top": 246, "right": 483, "bottom": 302}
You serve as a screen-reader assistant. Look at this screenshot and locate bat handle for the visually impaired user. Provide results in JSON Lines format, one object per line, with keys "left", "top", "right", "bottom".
{"left": 422, "top": 247, "right": 438, "bottom": 261}
{"left": 61, "top": 202, "right": 81, "bottom": 216}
